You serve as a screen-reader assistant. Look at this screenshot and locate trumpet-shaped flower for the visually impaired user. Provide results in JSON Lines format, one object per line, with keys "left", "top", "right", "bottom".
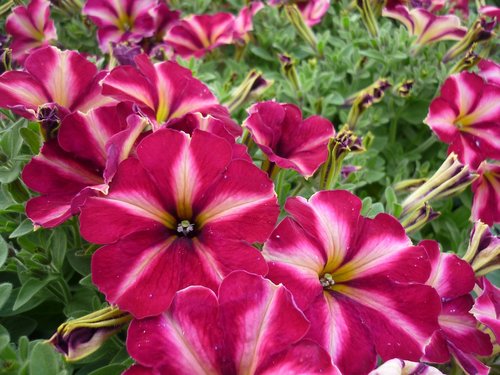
{"left": 125, "top": 272, "right": 340, "bottom": 375}
{"left": 0, "top": 46, "right": 113, "bottom": 121}
{"left": 262, "top": 190, "right": 441, "bottom": 374}
{"left": 22, "top": 105, "right": 140, "bottom": 228}
{"left": 425, "top": 72, "right": 500, "bottom": 169}
{"left": 382, "top": 5, "right": 466, "bottom": 48}
{"left": 243, "top": 101, "right": 334, "bottom": 177}
{"left": 102, "top": 54, "right": 239, "bottom": 135}
{"left": 164, "top": 13, "right": 235, "bottom": 58}
{"left": 83, "top": 0, "right": 157, "bottom": 52}
{"left": 420, "top": 241, "right": 492, "bottom": 372}
{"left": 79, "top": 129, "right": 279, "bottom": 318}
{"left": 471, "top": 162, "right": 500, "bottom": 226}
{"left": 5, "top": 0, "right": 57, "bottom": 64}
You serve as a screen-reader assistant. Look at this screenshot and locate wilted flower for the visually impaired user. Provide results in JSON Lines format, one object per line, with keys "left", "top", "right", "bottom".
{"left": 395, "top": 79, "right": 415, "bottom": 97}
{"left": 448, "top": 43, "right": 480, "bottom": 74}
{"left": 243, "top": 101, "right": 334, "bottom": 178}
{"left": 5, "top": 0, "right": 57, "bottom": 64}
{"left": 463, "top": 221, "right": 500, "bottom": 276}
{"left": 369, "top": 358, "right": 444, "bottom": 374}
{"left": 471, "top": 162, "right": 500, "bottom": 226}
{"left": 345, "top": 78, "right": 391, "bottom": 128}
{"left": 0, "top": 46, "right": 114, "bottom": 121}
{"left": 49, "top": 306, "right": 131, "bottom": 361}
{"left": 262, "top": 190, "right": 441, "bottom": 374}
{"left": 383, "top": 5, "right": 466, "bottom": 51}
{"left": 83, "top": 0, "right": 157, "bottom": 53}
{"left": 420, "top": 241, "right": 492, "bottom": 374}
{"left": 102, "top": 54, "right": 239, "bottom": 136}
{"left": 79, "top": 129, "right": 279, "bottom": 318}
{"left": 425, "top": 71, "right": 500, "bottom": 169}
{"left": 124, "top": 272, "right": 340, "bottom": 374}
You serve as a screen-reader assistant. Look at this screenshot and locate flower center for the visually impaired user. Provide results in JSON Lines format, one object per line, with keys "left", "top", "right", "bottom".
{"left": 177, "top": 219, "right": 195, "bottom": 237}
{"left": 319, "top": 273, "right": 335, "bottom": 289}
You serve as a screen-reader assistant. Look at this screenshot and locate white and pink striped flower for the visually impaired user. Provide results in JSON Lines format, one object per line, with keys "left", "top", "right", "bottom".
{"left": 5, "top": 0, "right": 57, "bottom": 64}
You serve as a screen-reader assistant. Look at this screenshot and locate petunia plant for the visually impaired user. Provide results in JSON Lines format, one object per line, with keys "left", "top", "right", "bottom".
{"left": 0, "top": 0, "right": 498, "bottom": 374}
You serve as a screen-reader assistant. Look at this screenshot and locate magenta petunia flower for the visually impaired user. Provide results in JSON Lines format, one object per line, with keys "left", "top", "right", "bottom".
{"left": 233, "top": 2, "right": 264, "bottom": 44}
{"left": 102, "top": 54, "right": 239, "bottom": 136}
{"left": 479, "top": 5, "right": 500, "bottom": 19}
{"left": 425, "top": 71, "right": 500, "bottom": 169}
{"left": 164, "top": 13, "right": 235, "bottom": 58}
{"left": 125, "top": 272, "right": 340, "bottom": 375}
{"left": 262, "top": 190, "right": 441, "bottom": 374}
{"left": 382, "top": 5, "right": 466, "bottom": 48}
{"left": 472, "top": 277, "right": 500, "bottom": 342}
{"left": 420, "top": 241, "right": 492, "bottom": 373}
{"left": 21, "top": 104, "right": 141, "bottom": 228}
{"left": 79, "top": 129, "right": 279, "bottom": 318}
{"left": 369, "top": 358, "right": 444, "bottom": 374}
{"left": 471, "top": 162, "right": 500, "bottom": 226}
{"left": 269, "top": 0, "right": 330, "bottom": 26}
{"left": 243, "top": 101, "right": 334, "bottom": 177}
{"left": 478, "top": 59, "right": 500, "bottom": 86}
{"left": 82, "top": 0, "right": 157, "bottom": 52}
{"left": 5, "top": 0, "right": 57, "bottom": 64}
{"left": 0, "top": 46, "right": 114, "bottom": 121}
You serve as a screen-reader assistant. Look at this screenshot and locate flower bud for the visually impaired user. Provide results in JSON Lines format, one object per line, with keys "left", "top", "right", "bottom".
{"left": 226, "top": 70, "right": 273, "bottom": 113}
{"left": 279, "top": 53, "right": 301, "bottom": 94}
{"left": 443, "top": 16, "right": 496, "bottom": 63}
{"left": 400, "top": 153, "right": 478, "bottom": 218}
{"left": 345, "top": 78, "right": 391, "bottom": 128}
{"left": 48, "top": 306, "right": 131, "bottom": 362}
{"left": 462, "top": 221, "right": 500, "bottom": 276}
{"left": 448, "top": 43, "right": 481, "bottom": 74}
{"left": 284, "top": 4, "right": 318, "bottom": 53}
{"left": 394, "top": 178, "right": 427, "bottom": 192}
{"left": 400, "top": 202, "right": 440, "bottom": 233}
{"left": 356, "top": 0, "right": 379, "bottom": 37}
{"left": 394, "top": 79, "right": 414, "bottom": 97}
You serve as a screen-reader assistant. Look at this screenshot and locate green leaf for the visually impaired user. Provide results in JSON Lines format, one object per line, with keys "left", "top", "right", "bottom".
{"left": 9, "top": 219, "right": 34, "bottom": 238}
{"left": 0, "top": 283, "right": 13, "bottom": 309}
{"left": 13, "top": 278, "right": 53, "bottom": 311}
{"left": 29, "top": 342, "right": 60, "bottom": 375}
{"left": 0, "top": 324, "right": 10, "bottom": 353}
{"left": 88, "top": 364, "right": 128, "bottom": 375}
{"left": 20, "top": 127, "right": 42, "bottom": 154}
{"left": 49, "top": 230, "right": 67, "bottom": 270}
{"left": 0, "top": 235, "right": 8, "bottom": 268}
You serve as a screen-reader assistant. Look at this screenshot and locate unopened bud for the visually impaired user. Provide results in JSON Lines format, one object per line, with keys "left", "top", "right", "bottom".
{"left": 226, "top": 70, "right": 273, "bottom": 113}
{"left": 284, "top": 4, "right": 318, "bottom": 53}
{"left": 400, "top": 203, "right": 440, "bottom": 233}
{"left": 356, "top": 0, "right": 379, "bottom": 37}
{"left": 462, "top": 221, "right": 500, "bottom": 276}
{"left": 279, "top": 53, "right": 301, "bottom": 94}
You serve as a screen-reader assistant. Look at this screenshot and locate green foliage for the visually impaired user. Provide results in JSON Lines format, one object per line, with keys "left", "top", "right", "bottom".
{"left": 0, "top": 0, "right": 498, "bottom": 373}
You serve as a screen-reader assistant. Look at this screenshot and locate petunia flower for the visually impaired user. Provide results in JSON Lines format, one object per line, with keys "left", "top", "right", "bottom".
{"left": 5, "top": 0, "right": 57, "bottom": 64}
{"left": 369, "top": 358, "right": 444, "bottom": 374}
{"left": 243, "top": 101, "right": 334, "bottom": 178}
{"left": 82, "top": 0, "right": 157, "bottom": 53}
{"left": 262, "top": 190, "right": 441, "bottom": 374}
{"left": 382, "top": 5, "right": 466, "bottom": 50}
{"left": 269, "top": 0, "right": 330, "bottom": 26}
{"left": 124, "top": 272, "right": 340, "bottom": 375}
{"left": 425, "top": 71, "right": 500, "bottom": 169}
{"left": 79, "top": 129, "right": 279, "bottom": 318}
{"left": 0, "top": 46, "right": 114, "bottom": 122}
{"left": 233, "top": 2, "right": 265, "bottom": 44}
{"left": 420, "top": 240, "right": 492, "bottom": 373}
{"left": 21, "top": 104, "right": 140, "bottom": 228}
{"left": 102, "top": 54, "right": 239, "bottom": 136}
{"left": 471, "top": 277, "right": 500, "bottom": 342}
{"left": 471, "top": 162, "right": 500, "bottom": 226}
{"left": 479, "top": 5, "right": 500, "bottom": 19}
{"left": 478, "top": 59, "right": 500, "bottom": 86}
{"left": 164, "top": 13, "right": 235, "bottom": 58}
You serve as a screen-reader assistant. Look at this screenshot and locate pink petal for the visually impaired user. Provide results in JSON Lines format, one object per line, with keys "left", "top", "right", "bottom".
{"left": 218, "top": 271, "right": 310, "bottom": 374}
{"left": 195, "top": 159, "right": 280, "bottom": 243}
{"left": 127, "top": 286, "right": 223, "bottom": 373}
{"left": 25, "top": 194, "right": 74, "bottom": 228}
{"left": 478, "top": 59, "right": 500, "bottom": 86}
{"left": 425, "top": 98, "right": 459, "bottom": 143}
{"left": 80, "top": 157, "right": 174, "bottom": 244}
{"left": 421, "top": 240, "right": 475, "bottom": 299}
{"left": 471, "top": 277, "right": 500, "bottom": 341}
{"left": 0, "top": 71, "right": 49, "bottom": 118}
{"left": 298, "top": 0, "right": 331, "bottom": 27}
